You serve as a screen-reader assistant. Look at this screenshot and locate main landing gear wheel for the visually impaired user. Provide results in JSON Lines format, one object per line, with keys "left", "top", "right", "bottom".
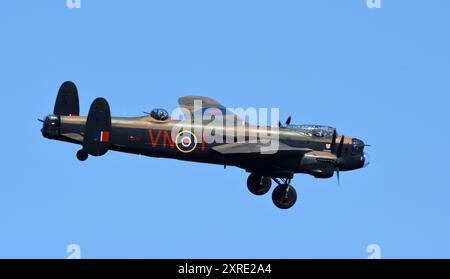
{"left": 247, "top": 173, "right": 272, "bottom": 195}
{"left": 76, "top": 149, "right": 88, "bottom": 161}
{"left": 271, "top": 178, "right": 297, "bottom": 209}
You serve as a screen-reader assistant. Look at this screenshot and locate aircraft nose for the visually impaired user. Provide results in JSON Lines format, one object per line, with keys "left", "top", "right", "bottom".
{"left": 352, "top": 138, "right": 365, "bottom": 151}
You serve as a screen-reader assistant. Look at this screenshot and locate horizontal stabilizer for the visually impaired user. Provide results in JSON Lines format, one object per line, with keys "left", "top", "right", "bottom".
{"left": 83, "top": 98, "right": 111, "bottom": 156}
{"left": 54, "top": 81, "right": 79, "bottom": 116}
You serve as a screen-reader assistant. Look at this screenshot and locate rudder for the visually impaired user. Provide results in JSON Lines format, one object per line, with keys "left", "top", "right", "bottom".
{"left": 83, "top": 98, "right": 112, "bottom": 156}
{"left": 54, "top": 81, "right": 80, "bottom": 116}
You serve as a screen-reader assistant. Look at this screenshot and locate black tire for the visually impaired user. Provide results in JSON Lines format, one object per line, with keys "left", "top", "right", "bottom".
{"left": 247, "top": 174, "right": 272, "bottom": 195}
{"left": 76, "top": 149, "right": 88, "bottom": 161}
{"left": 272, "top": 184, "right": 297, "bottom": 209}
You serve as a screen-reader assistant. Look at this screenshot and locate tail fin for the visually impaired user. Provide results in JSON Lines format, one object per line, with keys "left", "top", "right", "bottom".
{"left": 54, "top": 81, "right": 79, "bottom": 116}
{"left": 83, "top": 98, "right": 112, "bottom": 156}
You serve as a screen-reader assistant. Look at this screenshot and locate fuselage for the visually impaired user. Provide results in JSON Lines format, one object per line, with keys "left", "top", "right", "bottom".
{"left": 42, "top": 114, "right": 368, "bottom": 178}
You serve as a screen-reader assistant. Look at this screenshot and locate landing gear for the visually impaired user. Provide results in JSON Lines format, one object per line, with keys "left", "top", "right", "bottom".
{"left": 271, "top": 178, "right": 297, "bottom": 209}
{"left": 76, "top": 149, "right": 88, "bottom": 161}
{"left": 245, "top": 174, "right": 298, "bottom": 209}
{"left": 247, "top": 173, "right": 272, "bottom": 195}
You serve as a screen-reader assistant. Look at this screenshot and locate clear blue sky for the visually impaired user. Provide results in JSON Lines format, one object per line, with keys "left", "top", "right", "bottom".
{"left": 0, "top": 0, "right": 449, "bottom": 259}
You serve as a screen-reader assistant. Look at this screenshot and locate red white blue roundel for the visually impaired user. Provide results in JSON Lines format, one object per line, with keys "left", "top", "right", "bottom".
{"left": 175, "top": 131, "right": 198, "bottom": 153}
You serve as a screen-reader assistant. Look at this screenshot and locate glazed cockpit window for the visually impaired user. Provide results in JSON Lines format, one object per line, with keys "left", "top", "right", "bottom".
{"left": 286, "top": 124, "right": 335, "bottom": 138}
{"left": 150, "top": 108, "right": 169, "bottom": 121}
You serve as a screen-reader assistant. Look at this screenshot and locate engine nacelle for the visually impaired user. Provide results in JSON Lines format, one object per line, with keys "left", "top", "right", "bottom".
{"left": 299, "top": 156, "right": 335, "bottom": 178}
{"left": 310, "top": 168, "right": 334, "bottom": 179}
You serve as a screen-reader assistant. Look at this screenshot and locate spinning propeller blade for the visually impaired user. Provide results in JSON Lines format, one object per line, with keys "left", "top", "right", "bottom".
{"left": 337, "top": 135, "right": 344, "bottom": 158}
{"left": 329, "top": 130, "right": 345, "bottom": 185}
{"left": 336, "top": 168, "right": 340, "bottom": 185}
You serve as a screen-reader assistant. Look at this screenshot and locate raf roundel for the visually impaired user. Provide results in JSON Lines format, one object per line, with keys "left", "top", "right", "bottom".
{"left": 181, "top": 136, "right": 191, "bottom": 147}
{"left": 175, "top": 131, "right": 197, "bottom": 153}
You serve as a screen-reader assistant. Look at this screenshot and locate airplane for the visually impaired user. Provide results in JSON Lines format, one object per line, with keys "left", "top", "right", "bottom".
{"left": 40, "top": 81, "right": 369, "bottom": 209}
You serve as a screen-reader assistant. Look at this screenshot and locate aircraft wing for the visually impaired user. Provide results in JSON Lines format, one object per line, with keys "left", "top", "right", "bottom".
{"left": 178, "top": 96, "right": 246, "bottom": 124}
{"left": 212, "top": 142, "right": 313, "bottom": 176}
{"left": 212, "top": 142, "right": 340, "bottom": 177}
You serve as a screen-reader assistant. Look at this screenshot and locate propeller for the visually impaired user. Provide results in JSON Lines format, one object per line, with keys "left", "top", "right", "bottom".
{"left": 330, "top": 129, "right": 337, "bottom": 152}
{"left": 38, "top": 118, "right": 44, "bottom": 123}
{"left": 336, "top": 134, "right": 344, "bottom": 158}
{"left": 330, "top": 129, "right": 345, "bottom": 185}
{"left": 336, "top": 169, "right": 340, "bottom": 185}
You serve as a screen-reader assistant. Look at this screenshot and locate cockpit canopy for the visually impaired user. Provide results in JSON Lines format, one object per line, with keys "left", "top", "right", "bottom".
{"left": 150, "top": 108, "right": 169, "bottom": 121}
{"left": 286, "top": 124, "right": 335, "bottom": 138}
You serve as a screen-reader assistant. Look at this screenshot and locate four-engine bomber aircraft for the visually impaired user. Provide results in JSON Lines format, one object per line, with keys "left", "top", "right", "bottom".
{"left": 40, "top": 81, "right": 369, "bottom": 209}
